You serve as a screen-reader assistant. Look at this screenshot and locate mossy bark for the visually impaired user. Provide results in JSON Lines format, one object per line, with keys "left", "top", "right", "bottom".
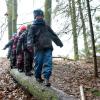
{"left": 6, "top": 0, "right": 13, "bottom": 39}
{"left": 44, "top": 0, "right": 52, "bottom": 26}
{"left": 69, "top": 0, "right": 79, "bottom": 60}
{"left": 12, "top": 0, "right": 17, "bottom": 33}
{"left": 10, "top": 69, "right": 76, "bottom": 100}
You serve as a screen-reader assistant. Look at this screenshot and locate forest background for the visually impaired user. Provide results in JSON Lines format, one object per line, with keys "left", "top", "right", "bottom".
{"left": 0, "top": 0, "right": 100, "bottom": 60}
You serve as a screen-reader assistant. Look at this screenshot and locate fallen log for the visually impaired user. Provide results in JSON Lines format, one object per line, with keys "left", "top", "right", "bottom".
{"left": 10, "top": 69, "right": 77, "bottom": 100}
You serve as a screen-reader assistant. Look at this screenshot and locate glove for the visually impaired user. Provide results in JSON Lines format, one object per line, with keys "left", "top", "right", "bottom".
{"left": 7, "top": 55, "right": 10, "bottom": 59}
{"left": 3, "top": 48, "right": 5, "bottom": 50}
{"left": 60, "top": 44, "right": 63, "bottom": 48}
{"left": 27, "top": 46, "right": 33, "bottom": 53}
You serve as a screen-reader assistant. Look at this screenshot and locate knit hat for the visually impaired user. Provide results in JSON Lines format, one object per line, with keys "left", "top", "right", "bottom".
{"left": 33, "top": 9, "right": 44, "bottom": 18}
{"left": 19, "top": 25, "right": 27, "bottom": 31}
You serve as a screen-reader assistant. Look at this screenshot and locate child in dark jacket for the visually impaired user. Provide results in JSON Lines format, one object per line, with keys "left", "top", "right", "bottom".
{"left": 3, "top": 33, "right": 18, "bottom": 68}
{"left": 27, "top": 9, "right": 63, "bottom": 86}
{"left": 16, "top": 25, "right": 33, "bottom": 76}
{"left": 16, "top": 25, "right": 27, "bottom": 72}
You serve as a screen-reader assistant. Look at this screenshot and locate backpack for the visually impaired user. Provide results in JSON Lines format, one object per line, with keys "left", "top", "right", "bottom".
{"left": 34, "top": 26, "right": 52, "bottom": 50}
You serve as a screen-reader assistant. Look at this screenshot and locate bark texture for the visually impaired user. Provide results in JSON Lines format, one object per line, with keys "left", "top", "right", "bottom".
{"left": 10, "top": 69, "right": 76, "bottom": 100}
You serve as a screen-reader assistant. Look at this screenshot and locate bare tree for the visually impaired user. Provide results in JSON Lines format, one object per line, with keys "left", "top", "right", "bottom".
{"left": 44, "top": 0, "right": 52, "bottom": 26}
{"left": 78, "top": 0, "right": 90, "bottom": 59}
{"left": 12, "top": 0, "right": 17, "bottom": 33}
{"left": 86, "top": 0, "right": 98, "bottom": 77}
{"left": 69, "top": 0, "right": 79, "bottom": 60}
{"left": 5, "top": 0, "right": 13, "bottom": 39}
{"left": 5, "top": 0, "right": 17, "bottom": 39}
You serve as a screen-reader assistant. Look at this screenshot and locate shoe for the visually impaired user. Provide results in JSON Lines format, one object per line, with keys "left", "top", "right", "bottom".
{"left": 44, "top": 80, "right": 51, "bottom": 87}
{"left": 25, "top": 72, "right": 33, "bottom": 76}
{"left": 36, "top": 78, "right": 44, "bottom": 83}
{"left": 18, "top": 69, "right": 23, "bottom": 72}
{"left": 10, "top": 66, "right": 13, "bottom": 69}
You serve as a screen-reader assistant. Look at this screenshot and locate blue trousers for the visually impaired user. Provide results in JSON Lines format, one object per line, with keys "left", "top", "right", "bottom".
{"left": 34, "top": 49, "right": 52, "bottom": 80}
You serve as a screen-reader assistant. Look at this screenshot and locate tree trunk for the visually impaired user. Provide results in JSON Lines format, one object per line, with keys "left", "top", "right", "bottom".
{"left": 6, "top": 0, "right": 13, "bottom": 39}
{"left": 44, "top": 0, "right": 52, "bottom": 26}
{"left": 10, "top": 69, "right": 76, "bottom": 100}
{"left": 69, "top": 0, "right": 79, "bottom": 60}
{"left": 78, "top": 0, "right": 90, "bottom": 59}
{"left": 86, "top": 0, "right": 98, "bottom": 77}
{"left": 12, "top": 0, "right": 17, "bottom": 34}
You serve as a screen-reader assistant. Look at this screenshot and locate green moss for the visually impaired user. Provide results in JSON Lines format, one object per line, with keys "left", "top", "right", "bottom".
{"left": 10, "top": 69, "right": 58, "bottom": 100}
{"left": 91, "top": 89, "right": 100, "bottom": 96}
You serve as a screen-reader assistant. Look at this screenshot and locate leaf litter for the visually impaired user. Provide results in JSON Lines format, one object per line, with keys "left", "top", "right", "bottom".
{"left": 0, "top": 57, "right": 100, "bottom": 100}
{"left": 0, "top": 58, "right": 37, "bottom": 100}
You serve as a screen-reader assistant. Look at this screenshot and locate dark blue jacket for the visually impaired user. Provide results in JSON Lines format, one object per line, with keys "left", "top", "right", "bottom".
{"left": 27, "top": 19, "right": 63, "bottom": 50}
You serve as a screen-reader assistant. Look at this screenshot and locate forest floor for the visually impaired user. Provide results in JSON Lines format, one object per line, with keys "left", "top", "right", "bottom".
{"left": 51, "top": 58, "right": 100, "bottom": 100}
{"left": 0, "top": 58, "right": 37, "bottom": 100}
{"left": 0, "top": 57, "right": 100, "bottom": 100}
